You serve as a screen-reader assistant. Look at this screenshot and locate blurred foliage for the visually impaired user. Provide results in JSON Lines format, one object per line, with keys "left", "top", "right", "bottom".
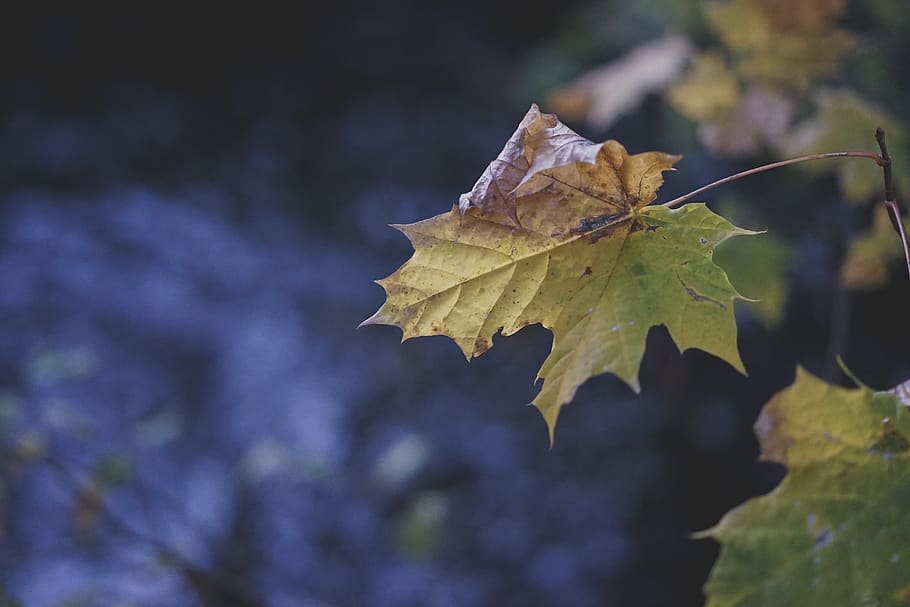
{"left": 783, "top": 89, "right": 910, "bottom": 204}
{"left": 394, "top": 491, "right": 449, "bottom": 560}
{"left": 548, "top": 35, "right": 693, "bottom": 130}
{"left": 543, "top": 0, "right": 910, "bottom": 300}
{"left": 2, "top": 2, "right": 909, "bottom": 606}
{"left": 703, "top": 0, "right": 854, "bottom": 89}
{"left": 841, "top": 205, "right": 907, "bottom": 289}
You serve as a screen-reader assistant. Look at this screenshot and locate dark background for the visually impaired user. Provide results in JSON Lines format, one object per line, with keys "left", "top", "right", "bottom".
{"left": 1, "top": 4, "right": 908, "bottom": 606}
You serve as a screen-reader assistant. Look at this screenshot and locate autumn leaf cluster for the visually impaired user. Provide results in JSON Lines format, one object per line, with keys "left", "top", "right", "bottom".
{"left": 549, "top": 0, "right": 910, "bottom": 301}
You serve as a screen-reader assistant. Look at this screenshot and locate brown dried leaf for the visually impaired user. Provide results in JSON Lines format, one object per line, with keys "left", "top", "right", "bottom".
{"left": 457, "top": 104, "right": 680, "bottom": 236}
{"left": 457, "top": 104, "right": 599, "bottom": 228}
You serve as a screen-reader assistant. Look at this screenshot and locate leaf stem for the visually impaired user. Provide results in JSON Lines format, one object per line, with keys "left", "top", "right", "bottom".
{"left": 658, "top": 151, "right": 885, "bottom": 209}
{"left": 875, "top": 128, "right": 910, "bottom": 283}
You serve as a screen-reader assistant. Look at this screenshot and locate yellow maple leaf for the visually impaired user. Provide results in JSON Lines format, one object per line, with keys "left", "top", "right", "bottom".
{"left": 362, "top": 105, "right": 755, "bottom": 442}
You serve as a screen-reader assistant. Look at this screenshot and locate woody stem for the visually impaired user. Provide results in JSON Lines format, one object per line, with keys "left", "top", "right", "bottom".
{"left": 875, "top": 128, "right": 910, "bottom": 283}
{"left": 658, "top": 151, "right": 885, "bottom": 209}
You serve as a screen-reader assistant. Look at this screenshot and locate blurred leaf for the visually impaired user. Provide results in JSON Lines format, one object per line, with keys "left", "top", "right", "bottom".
{"left": 133, "top": 408, "right": 184, "bottom": 447}
{"left": 94, "top": 454, "right": 132, "bottom": 487}
{"left": 840, "top": 205, "right": 907, "bottom": 290}
{"left": 394, "top": 491, "right": 448, "bottom": 560}
{"left": 700, "top": 367, "right": 910, "bottom": 606}
{"left": 11, "top": 432, "right": 46, "bottom": 466}
{"left": 27, "top": 346, "right": 98, "bottom": 385}
{"left": 705, "top": 0, "right": 854, "bottom": 89}
{"left": 715, "top": 232, "right": 790, "bottom": 326}
{"left": 547, "top": 35, "right": 693, "bottom": 130}
{"left": 783, "top": 89, "right": 910, "bottom": 204}
{"left": 703, "top": 85, "right": 795, "bottom": 157}
{"left": 665, "top": 52, "right": 741, "bottom": 122}
{"left": 0, "top": 392, "right": 21, "bottom": 430}
{"left": 363, "top": 105, "right": 755, "bottom": 441}
{"left": 667, "top": 52, "right": 797, "bottom": 156}
{"left": 759, "top": 0, "right": 847, "bottom": 30}
{"left": 73, "top": 477, "right": 104, "bottom": 539}
{"left": 44, "top": 398, "right": 94, "bottom": 437}
{"left": 370, "top": 434, "right": 432, "bottom": 495}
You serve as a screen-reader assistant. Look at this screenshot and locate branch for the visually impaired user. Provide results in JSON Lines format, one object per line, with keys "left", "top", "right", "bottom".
{"left": 658, "top": 151, "right": 885, "bottom": 209}
{"left": 875, "top": 128, "right": 910, "bottom": 283}
{"left": 2, "top": 443, "right": 266, "bottom": 607}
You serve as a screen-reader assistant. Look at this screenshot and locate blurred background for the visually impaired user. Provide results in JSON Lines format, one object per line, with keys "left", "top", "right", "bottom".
{"left": 1, "top": 2, "right": 909, "bottom": 605}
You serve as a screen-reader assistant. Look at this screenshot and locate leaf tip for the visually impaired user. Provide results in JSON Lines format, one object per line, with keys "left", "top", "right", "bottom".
{"left": 734, "top": 290, "right": 761, "bottom": 304}
{"left": 690, "top": 525, "right": 717, "bottom": 540}
{"left": 358, "top": 310, "right": 383, "bottom": 329}
{"left": 733, "top": 357, "right": 748, "bottom": 377}
{"left": 545, "top": 418, "right": 556, "bottom": 450}
{"left": 836, "top": 357, "right": 870, "bottom": 390}
{"left": 529, "top": 399, "right": 559, "bottom": 448}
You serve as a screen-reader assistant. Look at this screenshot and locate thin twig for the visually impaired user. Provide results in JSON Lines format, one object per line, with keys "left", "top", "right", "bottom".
{"left": 658, "top": 151, "right": 884, "bottom": 209}
{"left": 2, "top": 443, "right": 265, "bottom": 607}
{"left": 885, "top": 200, "right": 910, "bottom": 282}
{"left": 875, "top": 128, "right": 910, "bottom": 283}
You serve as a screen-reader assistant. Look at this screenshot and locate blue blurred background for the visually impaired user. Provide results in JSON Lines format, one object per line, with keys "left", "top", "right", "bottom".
{"left": 1, "top": 3, "right": 909, "bottom": 606}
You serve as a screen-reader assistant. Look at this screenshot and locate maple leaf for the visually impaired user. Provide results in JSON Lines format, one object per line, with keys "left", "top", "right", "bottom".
{"left": 699, "top": 367, "right": 910, "bottom": 606}
{"left": 362, "top": 105, "right": 756, "bottom": 442}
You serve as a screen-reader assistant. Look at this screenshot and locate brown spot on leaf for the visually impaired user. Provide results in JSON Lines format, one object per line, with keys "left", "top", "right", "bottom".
{"left": 674, "top": 270, "right": 726, "bottom": 310}
{"left": 814, "top": 528, "right": 833, "bottom": 550}
{"left": 473, "top": 339, "right": 491, "bottom": 357}
{"left": 894, "top": 583, "right": 910, "bottom": 603}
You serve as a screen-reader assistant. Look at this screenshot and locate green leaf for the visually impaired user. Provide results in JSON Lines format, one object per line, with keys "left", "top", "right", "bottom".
{"left": 714, "top": 232, "right": 790, "bottom": 326}
{"left": 700, "top": 367, "right": 910, "bottom": 606}
{"left": 362, "top": 105, "right": 755, "bottom": 442}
